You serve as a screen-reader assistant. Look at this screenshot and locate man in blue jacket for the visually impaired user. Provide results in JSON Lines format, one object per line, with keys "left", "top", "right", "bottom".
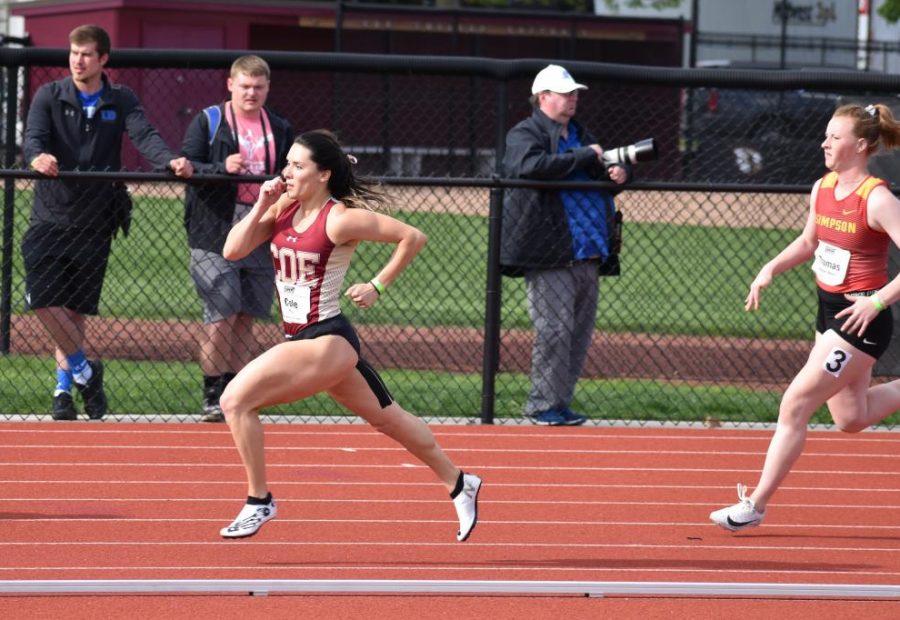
{"left": 23, "top": 24, "right": 193, "bottom": 421}
{"left": 181, "top": 55, "right": 294, "bottom": 422}
{"left": 501, "top": 64, "right": 628, "bottom": 426}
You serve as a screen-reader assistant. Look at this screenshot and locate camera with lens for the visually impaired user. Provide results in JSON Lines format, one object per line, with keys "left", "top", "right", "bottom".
{"left": 601, "top": 138, "right": 657, "bottom": 166}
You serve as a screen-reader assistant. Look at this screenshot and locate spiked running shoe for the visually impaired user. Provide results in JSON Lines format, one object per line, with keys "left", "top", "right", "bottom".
{"left": 220, "top": 497, "right": 277, "bottom": 539}
{"left": 51, "top": 392, "right": 77, "bottom": 421}
{"left": 75, "top": 360, "right": 107, "bottom": 420}
{"left": 452, "top": 472, "right": 482, "bottom": 542}
{"left": 710, "top": 483, "right": 765, "bottom": 532}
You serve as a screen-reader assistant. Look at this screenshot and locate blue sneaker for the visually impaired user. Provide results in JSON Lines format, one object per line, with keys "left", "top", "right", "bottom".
{"left": 560, "top": 408, "right": 588, "bottom": 426}
{"left": 527, "top": 410, "right": 566, "bottom": 426}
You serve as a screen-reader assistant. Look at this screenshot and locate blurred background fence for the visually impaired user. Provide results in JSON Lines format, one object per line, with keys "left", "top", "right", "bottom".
{"left": 4, "top": 47, "right": 900, "bottom": 425}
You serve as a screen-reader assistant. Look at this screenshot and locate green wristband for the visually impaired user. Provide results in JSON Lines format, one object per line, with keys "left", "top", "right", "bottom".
{"left": 872, "top": 294, "right": 886, "bottom": 312}
{"left": 370, "top": 278, "right": 386, "bottom": 295}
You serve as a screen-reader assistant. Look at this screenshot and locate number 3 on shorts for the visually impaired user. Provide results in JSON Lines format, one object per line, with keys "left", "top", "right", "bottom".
{"left": 823, "top": 346, "right": 852, "bottom": 378}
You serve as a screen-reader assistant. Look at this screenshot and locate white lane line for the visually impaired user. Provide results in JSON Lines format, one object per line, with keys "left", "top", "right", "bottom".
{"left": 1, "top": 518, "right": 899, "bottom": 530}
{"left": 1, "top": 427, "right": 898, "bottom": 444}
{"left": 4, "top": 497, "right": 900, "bottom": 510}
{"left": 4, "top": 480, "right": 900, "bottom": 493}
{"left": 1, "top": 540, "right": 899, "bottom": 553}
{"left": 5, "top": 462, "right": 900, "bottom": 476}
{"left": 6, "top": 444, "right": 900, "bottom": 458}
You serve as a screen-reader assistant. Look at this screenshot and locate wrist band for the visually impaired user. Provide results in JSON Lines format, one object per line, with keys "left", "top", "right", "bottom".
{"left": 872, "top": 294, "right": 886, "bottom": 312}
{"left": 370, "top": 278, "right": 386, "bottom": 296}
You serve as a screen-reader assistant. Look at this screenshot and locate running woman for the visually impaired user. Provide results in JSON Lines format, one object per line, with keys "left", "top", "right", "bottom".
{"left": 218, "top": 129, "right": 481, "bottom": 541}
{"left": 711, "top": 103, "right": 900, "bottom": 531}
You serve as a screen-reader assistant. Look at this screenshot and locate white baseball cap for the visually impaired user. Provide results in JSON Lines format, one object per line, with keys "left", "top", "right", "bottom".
{"left": 531, "top": 64, "right": 588, "bottom": 95}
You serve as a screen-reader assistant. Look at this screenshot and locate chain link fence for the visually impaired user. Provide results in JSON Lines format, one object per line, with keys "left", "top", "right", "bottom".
{"left": 4, "top": 49, "right": 900, "bottom": 425}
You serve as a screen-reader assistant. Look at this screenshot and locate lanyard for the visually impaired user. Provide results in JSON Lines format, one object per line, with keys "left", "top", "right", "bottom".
{"left": 228, "top": 102, "right": 271, "bottom": 174}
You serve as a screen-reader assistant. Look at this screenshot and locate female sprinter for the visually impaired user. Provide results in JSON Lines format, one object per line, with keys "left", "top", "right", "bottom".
{"left": 217, "top": 130, "right": 481, "bottom": 541}
{"left": 710, "top": 104, "right": 900, "bottom": 531}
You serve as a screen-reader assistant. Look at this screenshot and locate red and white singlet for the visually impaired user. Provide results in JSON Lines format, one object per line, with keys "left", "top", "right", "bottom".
{"left": 812, "top": 171, "right": 890, "bottom": 293}
{"left": 270, "top": 198, "right": 354, "bottom": 337}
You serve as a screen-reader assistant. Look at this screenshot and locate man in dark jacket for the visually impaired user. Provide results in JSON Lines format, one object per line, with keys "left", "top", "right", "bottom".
{"left": 181, "top": 55, "right": 294, "bottom": 422}
{"left": 501, "top": 64, "right": 628, "bottom": 426}
{"left": 23, "top": 24, "right": 193, "bottom": 421}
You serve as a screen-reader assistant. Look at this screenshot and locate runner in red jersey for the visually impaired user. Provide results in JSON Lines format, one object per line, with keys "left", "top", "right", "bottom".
{"left": 711, "top": 103, "right": 900, "bottom": 532}
{"left": 216, "top": 130, "right": 481, "bottom": 541}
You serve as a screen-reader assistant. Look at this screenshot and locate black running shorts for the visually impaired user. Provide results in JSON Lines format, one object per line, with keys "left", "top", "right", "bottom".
{"left": 289, "top": 314, "right": 394, "bottom": 408}
{"left": 816, "top": 287, "right": 893, "bottom": 359}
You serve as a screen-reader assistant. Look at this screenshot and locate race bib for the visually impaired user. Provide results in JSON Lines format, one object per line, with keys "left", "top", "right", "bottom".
{"left": 823, "top": 345, "right": 852, "bottom": 378}
{"left": 812, "top": 241, "right": 850, "bottom": 287}
{"left": 276, "top": 279, "right": 311, "bottom": 324}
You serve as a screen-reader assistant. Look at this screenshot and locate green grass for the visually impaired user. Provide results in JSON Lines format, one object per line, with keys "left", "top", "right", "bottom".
{"left": 5, "top": 186, "right": 842, "bottom": 425}
{"left": 346, "top": 214, "right": 816, "bottom": 340}
{"left": 0, "top": 352, "right": 784, "bottom": 419}
{"left": 9, "top": 190, "right": 816, "bottom": 339}
{"left": 9, "top": 351, "right": 900, "bottom": 426}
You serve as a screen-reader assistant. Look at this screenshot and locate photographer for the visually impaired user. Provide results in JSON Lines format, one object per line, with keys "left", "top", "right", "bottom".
{"left": 500, "top": 64, "right": 628, "bottom": 427}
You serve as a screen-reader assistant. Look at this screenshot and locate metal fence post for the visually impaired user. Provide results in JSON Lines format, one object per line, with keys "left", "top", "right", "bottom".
{"left": 480, "top": 80, "right": 508, "bottom": 425}
{"left": 1, "top": 65, "right": 18, "bottom": 354}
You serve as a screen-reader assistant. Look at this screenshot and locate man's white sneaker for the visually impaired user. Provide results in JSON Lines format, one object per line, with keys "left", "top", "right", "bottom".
{"left": 710, "top": 483, "right": 765, "bottom": 532}
{"left": 220, "top": 498, "right": 277, "bottom": 539}
{"left": 452, "top": 472, "right": 482, "bottom": 542}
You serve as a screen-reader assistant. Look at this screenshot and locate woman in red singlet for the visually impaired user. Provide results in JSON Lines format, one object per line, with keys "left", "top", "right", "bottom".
{"left": 711, "top": 104, "right": 900, "bottom": 531}
{"left": 216, "top": 130, "right": 481, "bottom": 541}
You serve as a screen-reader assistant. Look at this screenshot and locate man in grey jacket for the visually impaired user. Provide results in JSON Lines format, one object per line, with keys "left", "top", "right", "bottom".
{"left": 501, "top": 64, "right": 628, "bottom": 426}
{"left": 24, "top": 24, "right": 192, "bottom": 421}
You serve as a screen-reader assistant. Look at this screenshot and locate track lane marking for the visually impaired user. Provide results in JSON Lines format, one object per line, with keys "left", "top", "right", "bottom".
{"left": 6, "top": 444, "right": 900, "bottom": 459}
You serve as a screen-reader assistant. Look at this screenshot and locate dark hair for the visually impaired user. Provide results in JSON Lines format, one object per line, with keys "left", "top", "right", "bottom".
{"left": 69, "top": 24, "right": 111, "bottom": 58}
{"left": 294, "top": 130, "right": 390, "bottom": 211}
{"left": 834, "top": 103, "right": 900, "bottom": 154}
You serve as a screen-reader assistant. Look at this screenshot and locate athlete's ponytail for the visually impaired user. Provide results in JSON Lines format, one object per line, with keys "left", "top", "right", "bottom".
{"left": 834, "top": 103, "right": 900, "bottom": 154}
{"left": 294, "top": 130, "right": 392, "bottom": 212}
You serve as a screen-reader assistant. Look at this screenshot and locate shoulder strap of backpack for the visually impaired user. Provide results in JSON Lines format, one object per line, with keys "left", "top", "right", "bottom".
{"left": 202, "top": 105, "right": 222, "bottom": 146}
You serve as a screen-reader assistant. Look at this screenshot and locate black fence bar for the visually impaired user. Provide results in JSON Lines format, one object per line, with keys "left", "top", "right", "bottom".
{"left": 0, "top": 65, "right": 17, "bottom": 354}
{"left": 6, "top": 48, "right": 900, "bottom": 94}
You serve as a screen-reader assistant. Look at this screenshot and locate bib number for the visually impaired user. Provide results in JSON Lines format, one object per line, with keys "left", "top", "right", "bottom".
{"left": 276, "top": 279, "right": 311, "bottom": 324}
{"left": 812, "top": 241, "right": 850, "bottom": 287}
{"left": 823, "top": 345, "right": 852, "bottom": 378}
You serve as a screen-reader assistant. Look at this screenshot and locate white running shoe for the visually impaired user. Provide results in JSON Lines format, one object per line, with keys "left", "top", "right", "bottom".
{"left": 709, "top": 483, "right": 765, "bottom": 532}
{"left": 452, "top": 473, "right": 482, "bottom": 542}
{"left": 220, "top": 498, "right": 277, "bottom": 539}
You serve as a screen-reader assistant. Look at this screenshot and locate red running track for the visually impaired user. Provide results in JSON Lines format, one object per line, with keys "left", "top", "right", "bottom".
{"left": 0, "top": 422, "right": 899, "bottom": 617}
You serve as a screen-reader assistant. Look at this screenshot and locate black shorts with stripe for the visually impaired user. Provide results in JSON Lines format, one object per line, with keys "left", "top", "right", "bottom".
{"left": 816, "top": 287, "right": 893, "bottom": 359}
{"left": 289, "top": 314, "right": 394, "bottom": 408}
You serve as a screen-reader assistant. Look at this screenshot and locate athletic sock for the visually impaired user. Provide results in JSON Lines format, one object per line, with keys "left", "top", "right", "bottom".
{"left": 66, "top": 350, "right": 92, "bottom": 385}
{"left": 54, "top": 367, "right": 73, "bottom": 396}
{"left": 247, "top": 492, "right": 272, "bottom": 506}
{"left": 449, "top": 471, "right": 465, "bottom": 499}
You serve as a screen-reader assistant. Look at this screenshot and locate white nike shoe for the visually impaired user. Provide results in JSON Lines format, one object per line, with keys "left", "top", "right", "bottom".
{"left": 452, "top": 473, "right": 482, "bottom": 542}
{"left": 710, "top": 483, "right": 765, "bottom": 532}
{"left": 220, "top": 497, "right": 277, "bottom": 539}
